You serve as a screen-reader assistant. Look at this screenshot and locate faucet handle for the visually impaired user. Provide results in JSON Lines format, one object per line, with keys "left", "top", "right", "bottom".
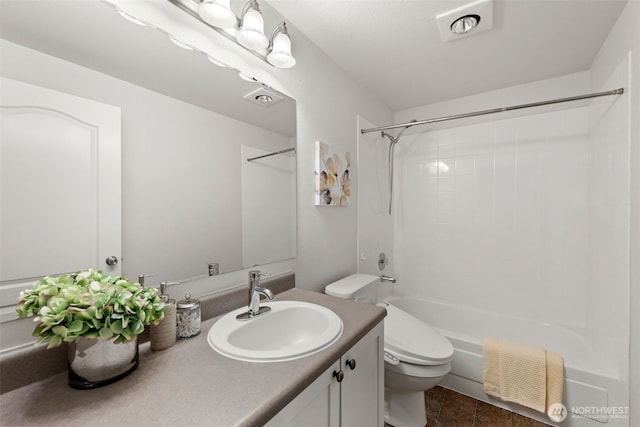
{"left": 248, "top": 270, "right": 271, "bottom": 281}
{"left": 137, "top": 274, "right": 153, "bottom": 286}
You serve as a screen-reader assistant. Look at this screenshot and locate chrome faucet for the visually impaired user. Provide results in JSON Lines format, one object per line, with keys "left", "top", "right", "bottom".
{"left": 380, "top": 275, "right": 396, "bottom": 284}
{"left": 236, "top": 270, "right": 274, "bottom": 321}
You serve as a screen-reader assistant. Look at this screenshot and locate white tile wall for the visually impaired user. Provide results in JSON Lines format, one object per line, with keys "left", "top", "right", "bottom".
{"left": 587, "top": 55, "right": 630, "bottom": 379}
{"left": 394, "top": 107, "right": 590, "bottom": 329}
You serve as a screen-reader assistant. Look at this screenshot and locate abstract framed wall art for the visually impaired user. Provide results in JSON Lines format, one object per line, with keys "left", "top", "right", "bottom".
{"left": 314, "top": 141, "right": 351, "bottom": 207}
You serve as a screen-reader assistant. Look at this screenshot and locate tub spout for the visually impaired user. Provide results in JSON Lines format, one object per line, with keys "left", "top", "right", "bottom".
{"left": 380, "top": 275, "right": 396, "bottom": 284}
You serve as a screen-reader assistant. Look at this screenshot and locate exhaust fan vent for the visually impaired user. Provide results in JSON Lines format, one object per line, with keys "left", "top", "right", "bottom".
{"left": 436, "top": 0, "right": 493, "bottom": 42}
{"left": 243, "top": 87, "right": 284, "bottom": 107}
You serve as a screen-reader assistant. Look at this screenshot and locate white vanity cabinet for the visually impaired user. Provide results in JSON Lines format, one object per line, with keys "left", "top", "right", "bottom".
{"left": 266, "top": 322, "right": 384, "bottom": 427}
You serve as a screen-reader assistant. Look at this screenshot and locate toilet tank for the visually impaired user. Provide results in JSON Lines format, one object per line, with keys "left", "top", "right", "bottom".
{"left": 324, "top": 274, "right": 379, "bottom": 303}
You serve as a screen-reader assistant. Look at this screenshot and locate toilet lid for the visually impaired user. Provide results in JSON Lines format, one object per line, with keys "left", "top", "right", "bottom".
{"left": 381, "top": 302, "right": 454, "bottom": 366}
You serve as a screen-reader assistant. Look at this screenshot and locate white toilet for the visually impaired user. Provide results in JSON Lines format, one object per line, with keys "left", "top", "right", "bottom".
{"left": 325, "top": 274, "right": 454, "bottom": 427}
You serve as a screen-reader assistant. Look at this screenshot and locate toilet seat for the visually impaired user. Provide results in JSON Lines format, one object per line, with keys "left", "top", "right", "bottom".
{"left": 381, "top": 302, "right": 454, "bottom": 366}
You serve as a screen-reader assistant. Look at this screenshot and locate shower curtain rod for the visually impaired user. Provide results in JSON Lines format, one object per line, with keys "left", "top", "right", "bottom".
{"left": 247, "top": 147, "right": 296, "bottom": 162}
{"left": 360, "top": 88, "right": 624, "bottom": 134}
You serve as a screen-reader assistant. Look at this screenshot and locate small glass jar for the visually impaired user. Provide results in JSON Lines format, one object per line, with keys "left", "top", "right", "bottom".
{"left": 176, "top": 292, "right": 201, "bottom": 339}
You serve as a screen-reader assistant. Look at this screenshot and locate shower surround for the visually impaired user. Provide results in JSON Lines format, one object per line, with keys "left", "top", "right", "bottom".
{"left": 358, "top": 65, "right": 631, "bottom": 427}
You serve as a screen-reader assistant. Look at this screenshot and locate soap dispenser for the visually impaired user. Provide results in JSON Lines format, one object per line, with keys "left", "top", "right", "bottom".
{"left": 150, "top": 282, "right": 177, "bottom": 351}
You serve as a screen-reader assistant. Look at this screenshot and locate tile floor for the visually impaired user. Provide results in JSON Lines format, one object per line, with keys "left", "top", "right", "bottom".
{"left": 384, "top": 386, "right": 552, "bottom": 427}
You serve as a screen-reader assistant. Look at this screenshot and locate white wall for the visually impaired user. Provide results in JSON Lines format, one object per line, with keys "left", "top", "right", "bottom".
{"left": 240, "top": 3, "right": 393, "bottom": 290}
{"left": 588, "top": 0, "right": 640, "bottom": 423}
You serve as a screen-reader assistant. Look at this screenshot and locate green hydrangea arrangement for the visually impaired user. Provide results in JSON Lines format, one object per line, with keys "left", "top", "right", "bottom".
{"left": 16, "top": 269, "right": 165, "bottom": 348}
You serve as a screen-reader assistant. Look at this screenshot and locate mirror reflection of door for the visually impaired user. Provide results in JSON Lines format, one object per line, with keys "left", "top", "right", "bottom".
{"left": 0, "top": 77, "right": 121, "bottom": 320}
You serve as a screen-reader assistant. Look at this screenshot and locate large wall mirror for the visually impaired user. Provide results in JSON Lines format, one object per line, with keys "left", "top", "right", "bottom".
{"left": 0, "top": 0, "right": 296, "bottom": 306}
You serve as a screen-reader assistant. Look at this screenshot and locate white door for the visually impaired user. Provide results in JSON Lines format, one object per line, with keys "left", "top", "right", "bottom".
{"left": 0, "top": 77, "right": 121, "bottom": 322}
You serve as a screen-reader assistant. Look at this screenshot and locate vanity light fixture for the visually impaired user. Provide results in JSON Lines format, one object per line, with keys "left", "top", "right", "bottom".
{"left": 188, "top": 0, "right": 296, "bottom": 68}
{"left": 111, "top": 3, "right": 234, "bottom": 74}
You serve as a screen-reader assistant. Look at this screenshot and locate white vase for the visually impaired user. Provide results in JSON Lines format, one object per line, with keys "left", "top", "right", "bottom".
{"left": 67, "top": 337, "right": 138, "bottom": 389}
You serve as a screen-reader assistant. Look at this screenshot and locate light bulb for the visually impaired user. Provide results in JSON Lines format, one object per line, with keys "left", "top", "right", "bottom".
{"left": 198, "top": 0, "right": 237, "bottom": 29}
{"left": 255, "top": 94, "right": 273, "bottom": 104}
{"left": 168, "top": 36, "right": 194, "bottom": 50}
{"left": 450, "top": 14, "right": 480, "bottom": 35}
{"left": 238, "top": 72, "right": 256, "bottom": 82}
{"left": 207, "top": 56, "right": 227, "bottom": 67}
{"left": 237, "top": 4, "right": 268, "bottom": 50}
{"left": 117, "top": 9, "right": 147, "bottom": 27}
{"left": 267, "top": 30, "right": 295, "bottom": 68}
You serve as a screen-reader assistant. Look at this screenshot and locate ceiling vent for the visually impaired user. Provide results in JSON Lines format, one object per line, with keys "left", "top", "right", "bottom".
{"left": 436, "top": 0, "right": 494, "bottom": 43}
{"left": 243, "top": 87, "right": 284, "bottom": 107}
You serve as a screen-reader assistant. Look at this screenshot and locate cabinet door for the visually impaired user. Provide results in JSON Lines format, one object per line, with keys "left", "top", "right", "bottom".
{"left": 265, "top": 360, "right": 341, "bottom": 427}
{"left": 341, "top": 322, "right": 384, "bottom": 427}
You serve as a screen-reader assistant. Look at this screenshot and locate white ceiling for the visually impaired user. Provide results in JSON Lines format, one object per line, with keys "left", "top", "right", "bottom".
{"left": 268, "top": 0, "right": 628, "bottom": 111}
{"left": 1, "top": 0, "right": 627, "bottom": 119}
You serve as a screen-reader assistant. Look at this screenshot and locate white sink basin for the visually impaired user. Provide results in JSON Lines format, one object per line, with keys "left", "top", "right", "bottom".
{"left": 208, "top": 301, "right": 343, "bottom": 362}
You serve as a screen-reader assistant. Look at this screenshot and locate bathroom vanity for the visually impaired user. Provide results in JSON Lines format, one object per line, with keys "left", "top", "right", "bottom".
{"left": 266, "top": 322, "right": 383, "bottom": 426}
{"left": 0, "top": 288, "right": 385, "bottom": 426}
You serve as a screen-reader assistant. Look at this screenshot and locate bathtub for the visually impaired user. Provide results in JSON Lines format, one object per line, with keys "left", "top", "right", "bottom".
{"left": 384, "top": 296, "right": 628, "bottom": 427}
